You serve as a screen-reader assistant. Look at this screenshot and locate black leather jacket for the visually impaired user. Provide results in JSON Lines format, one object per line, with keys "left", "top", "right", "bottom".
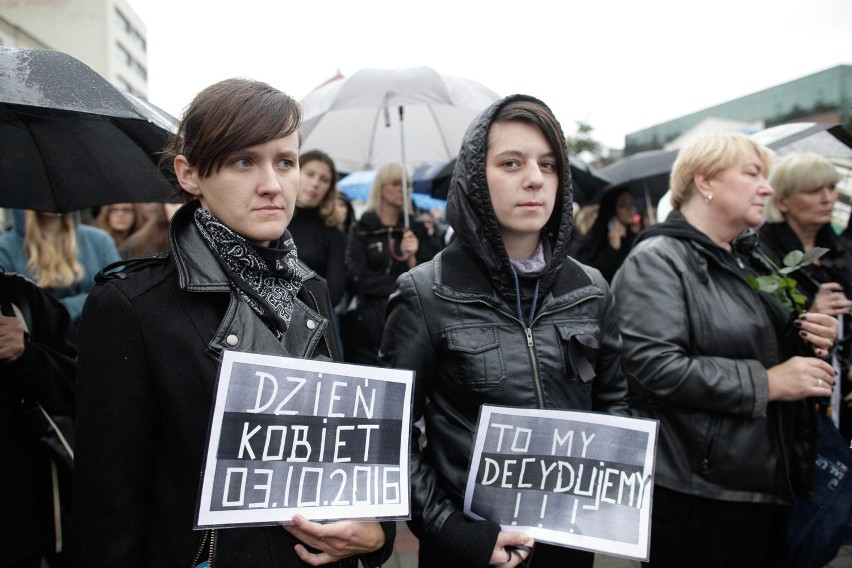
{"left": 382, "top": 242, "right": 627, "bottom": 538}
{"left": 611, "top": 213, "right": 816, "bottom": 505}
{"left": 380, "top": 94, "right": 628, "bottom": 567}
{"left": 74, "top": 201, "right": 393, "bottom": 568}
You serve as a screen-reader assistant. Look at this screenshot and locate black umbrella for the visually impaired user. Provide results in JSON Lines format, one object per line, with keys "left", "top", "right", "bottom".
{"left": 421, "top": 157, "right": 612, "bottom": 203}
{"left": 568, "top": 157, "right": 612, "bottom": 206}
{"left": 413, "top": 160, "right": 455, "bottom": 200}
{"left": 0, "top": 46, "right": 175, "bottom": 212}
{"left": 598, "top": 148, "right": 679, "bottom": 210}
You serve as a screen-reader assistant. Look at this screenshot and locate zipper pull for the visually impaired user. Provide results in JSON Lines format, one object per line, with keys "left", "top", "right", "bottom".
{"left": 525, "top": 327, "right": 533, "bottom": 348}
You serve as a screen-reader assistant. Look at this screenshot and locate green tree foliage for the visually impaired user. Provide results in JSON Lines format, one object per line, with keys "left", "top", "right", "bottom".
{"left": 565, "top": 120, "right": 602, "bottom": 158}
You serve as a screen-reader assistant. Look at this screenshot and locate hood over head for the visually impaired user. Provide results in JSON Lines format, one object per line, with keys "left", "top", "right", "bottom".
{"left": 446, "top": 94, "right": 573, "bottom": 299}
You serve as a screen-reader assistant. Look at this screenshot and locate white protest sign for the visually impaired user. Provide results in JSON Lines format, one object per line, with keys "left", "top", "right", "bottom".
{"left": 464, "top": 406, "right": 657, "bottom": 560}
{"left": 196, "top": 351, "right": 413, "bottom": 528}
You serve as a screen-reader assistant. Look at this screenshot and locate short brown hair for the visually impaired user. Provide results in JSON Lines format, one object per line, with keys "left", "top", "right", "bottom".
{"left": 161, "top": 78, "right": 301, "bottom": 201}
{"left": 490, "top": 99, "right": 567, "bottom": 192}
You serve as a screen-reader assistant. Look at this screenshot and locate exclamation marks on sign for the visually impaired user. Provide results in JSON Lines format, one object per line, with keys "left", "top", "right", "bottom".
{"left": 569, "top": 497, "right": 579, "bottom": 533}
{"left": 511, "top": 493, "right": 550, "bottom": 527}
{"left": 512, "top": 493, "right": 522, "bottom": 526}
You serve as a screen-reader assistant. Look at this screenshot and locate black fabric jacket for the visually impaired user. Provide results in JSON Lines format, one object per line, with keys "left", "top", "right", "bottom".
{"left": 760, "top": 220, "right": 852, "bottom": 439}
{"left": 380, "top": 95, "right": 628, "bottom": 567}
{"left": 342, "top": 210, "right": 435, "bottom": 364}
{"left": 1, "top": 271, "right": 77, "bottom": 564}
{"left": 570, "top": 186, "right": 637, "bottom": 283}
{"left": 759, "top": 221, "right": 852, "bottom": 300}
{"left": 74, "top": 201, "right": 393, "bottom": 568}
{"left": 611, "top": 211, "right": 816, "bottom": 505}
{"left": 288, "top": 206, "right": 346, "bottom": 306}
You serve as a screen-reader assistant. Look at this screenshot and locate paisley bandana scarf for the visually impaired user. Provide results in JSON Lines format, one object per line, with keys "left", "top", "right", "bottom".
{"left": 194, "top": 207, "right": 303, "bottom": 337}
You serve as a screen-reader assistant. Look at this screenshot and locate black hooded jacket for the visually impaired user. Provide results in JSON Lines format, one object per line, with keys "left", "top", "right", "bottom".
{"left": 380, "top": 95, "right": 627, "bottom": 567}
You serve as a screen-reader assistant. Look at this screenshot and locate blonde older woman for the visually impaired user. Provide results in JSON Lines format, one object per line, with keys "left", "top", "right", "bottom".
{"left": 760, "top": 152, "right": 852, "bottom": 440}
{"left": 611, "top": 133, "right": 838, "bottom": 567}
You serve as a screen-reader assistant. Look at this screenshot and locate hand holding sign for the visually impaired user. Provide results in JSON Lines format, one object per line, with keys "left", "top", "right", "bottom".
{"left": 286, "top": 514, "right": 387, "bottom": 566}
{"left": 490, "top": 532, "right": 534, "bottom": 567}
{"left": 196, "top": 351, "right": 414, "bottom": 528}
{"left": 464, "top": 406, "right": 658, "bottom": 561}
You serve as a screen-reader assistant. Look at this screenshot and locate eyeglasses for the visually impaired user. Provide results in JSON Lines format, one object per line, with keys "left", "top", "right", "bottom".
{"left": 109, "top": 207, "right": 135, "bottom": 215}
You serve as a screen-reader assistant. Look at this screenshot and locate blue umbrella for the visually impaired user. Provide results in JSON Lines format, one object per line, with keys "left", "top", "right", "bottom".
{"left": 337, "top": 169, "right": 447, "bottom": 211}
{"left": 337, "top": 170, "right": 375, "bottom": 203}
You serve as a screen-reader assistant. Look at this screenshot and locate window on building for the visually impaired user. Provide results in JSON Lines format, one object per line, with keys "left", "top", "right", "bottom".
{"left": 114, "top": 7, "right": 147, "bottom": 53}
{"left": 116, "top": 42, "right": 132, "bottom": 66}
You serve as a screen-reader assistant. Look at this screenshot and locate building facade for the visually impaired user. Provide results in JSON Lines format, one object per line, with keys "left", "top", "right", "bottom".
{"left": 0, "top": 0, "right": 148, "bottom": 97}
{"left": 625, "top": 65, "right": 852, "bottom": 155}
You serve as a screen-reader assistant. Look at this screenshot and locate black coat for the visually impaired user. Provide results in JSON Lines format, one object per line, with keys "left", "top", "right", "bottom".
{"left": 288, "top": 206, "right": 346, "bottom": 306}
{"left": 74, "top": 202, "right": 392, "bottom": 568}
{"left": 342, "top": 211, "right": 435, "bottom": 364}
{"left": 760, "top": 220, "right": 852, "bottom": 440}
{"left": 1, "top": 271, "right": 77, "bottom": 563}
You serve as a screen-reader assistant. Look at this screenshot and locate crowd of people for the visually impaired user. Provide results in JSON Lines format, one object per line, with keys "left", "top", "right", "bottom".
{"left": 1, "top": 75, "right": 851, "bottom": 568}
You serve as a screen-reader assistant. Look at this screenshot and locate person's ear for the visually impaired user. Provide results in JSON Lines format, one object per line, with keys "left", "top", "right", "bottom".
{"left": 174, "top": 155, "right": 201, "bottom": 197}
{"left": 774, "top": 194, "right": 790, "bottom": 214}
{"left": 694, "top": 173, "right": 713, "bottom": 199}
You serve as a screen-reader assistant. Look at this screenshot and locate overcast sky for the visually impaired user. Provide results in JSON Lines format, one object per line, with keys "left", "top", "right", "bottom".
{"left": 127, "top": 0, "right": 852, "bottom": 151}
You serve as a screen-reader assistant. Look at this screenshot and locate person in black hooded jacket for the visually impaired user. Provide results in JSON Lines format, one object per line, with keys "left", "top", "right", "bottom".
{"left": 380, "top": 95, "right": 628, "bottom": 568}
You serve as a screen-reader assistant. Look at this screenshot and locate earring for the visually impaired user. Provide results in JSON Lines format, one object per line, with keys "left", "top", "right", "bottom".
{"left": 703, "top": 193, "right": 713, "bottom": 204}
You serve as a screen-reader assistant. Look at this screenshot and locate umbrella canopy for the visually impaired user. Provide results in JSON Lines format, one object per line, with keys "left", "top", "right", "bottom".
{"left": 598, "top": 148, "right": 679, "bottom": 210}
{"left": 567, "top": 157, "right": 612, "bottom": 206}
{"left": 337, "top": 169, "right": 447, "bottom": 212}
{"left": 337, "top": 170, "right": 375, "bottom": 202}
{"left": 412, "top": 160, "right": 454, "bottom": 198}
{"left": 300, "top": 66, "right": 500, "bottom": 172}
{"left": 0, "top": 47, "right": 175, "bottom": 212}
{"left": 752, "top": 122, "right": 852, "bottom": 157}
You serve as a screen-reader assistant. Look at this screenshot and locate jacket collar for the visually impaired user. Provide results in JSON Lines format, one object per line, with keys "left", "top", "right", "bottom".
{"left": 169, "top": 200, "right": 316, "bottom": 292}
{"left": 205, "top": 287, "right": 330, "bottom": 360}
{"left": 168, "top": 201, "right": 327, "bottom": 360}
{"left": 435, "top": 240, "right": 597, "bottom": 312}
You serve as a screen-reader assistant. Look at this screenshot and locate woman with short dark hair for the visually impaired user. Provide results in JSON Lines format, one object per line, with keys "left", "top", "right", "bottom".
{"left": 74, "top": 78, "right": 393, "bottom": 568}
{"left": 381, "top": 94, "right": 627, "bottom": 568}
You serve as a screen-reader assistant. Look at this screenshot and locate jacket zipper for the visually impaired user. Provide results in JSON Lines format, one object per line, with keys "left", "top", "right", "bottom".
{"left": 520, "top": 295, "right": 604, "bottom": 408}
{"left": 191, "top": 530, "right": 209, "bottom": 567}
{"left": 307, "top": 289, "right": 334, "bottom": 358}
{"left": 524, "top": 325, "right": 545, "bottom": 407}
